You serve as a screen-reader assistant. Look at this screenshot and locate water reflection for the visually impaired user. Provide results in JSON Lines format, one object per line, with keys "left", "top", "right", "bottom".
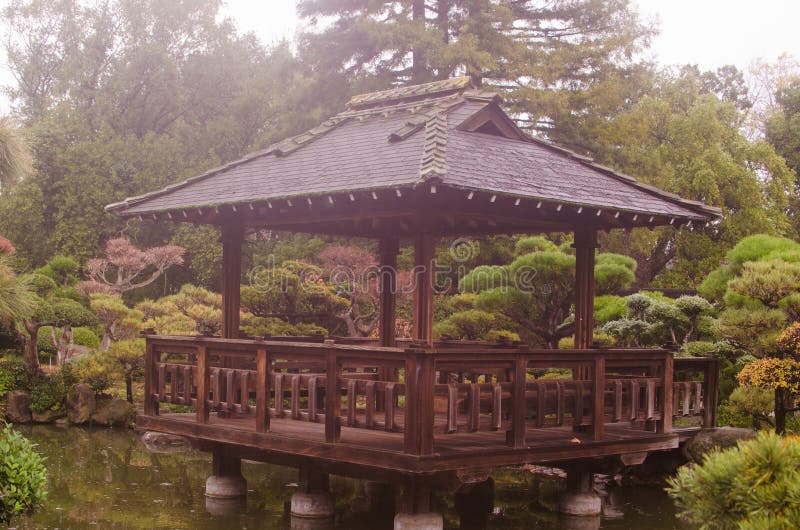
{"left": 14, "top": 425, "right": 682, "bottom": 529}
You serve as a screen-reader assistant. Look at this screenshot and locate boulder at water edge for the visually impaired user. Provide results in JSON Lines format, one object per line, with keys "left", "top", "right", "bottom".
{"left": 6, "top": 390, "right": 32, "bottom": 423}
{"left": 67, "top": 383, "right": 96, "bottom": 424}
{"left": 683, "top": 427, "right": 756, "bottom": 464}
{"left": 92, "top": 398, "right": 134, "bottom": 426}
{"left": 32, "top": 407, "right": 66, "bottom": 423}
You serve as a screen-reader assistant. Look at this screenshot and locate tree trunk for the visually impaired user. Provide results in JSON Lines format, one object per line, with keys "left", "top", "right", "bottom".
{"left": 20, "top": 324, "right": 40, "bottom": 374}
{"left": 775, "top": 387, "right": 787, "bottom": 434}
{"left": 126, "top": 373, "right": 133, "bottom": 403}
{"left": 99, "top": 323, "right": 114, "bottom": 352}
{"left": 411, "top": 0, "right": 427, "bottom": 82}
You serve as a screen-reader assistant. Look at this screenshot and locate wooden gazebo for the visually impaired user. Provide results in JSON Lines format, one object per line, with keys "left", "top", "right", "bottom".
{"left": 108, "top": 77, "right": 720, "bottom": 525}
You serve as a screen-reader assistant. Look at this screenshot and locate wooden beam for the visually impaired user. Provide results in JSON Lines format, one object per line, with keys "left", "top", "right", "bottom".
{"left": 221, "top": 222, "right": 244, "bottom": 339}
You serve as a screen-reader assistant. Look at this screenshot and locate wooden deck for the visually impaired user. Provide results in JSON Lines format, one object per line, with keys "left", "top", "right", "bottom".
{"left": 140, "top": 335, "right": 718, "bottom": 480}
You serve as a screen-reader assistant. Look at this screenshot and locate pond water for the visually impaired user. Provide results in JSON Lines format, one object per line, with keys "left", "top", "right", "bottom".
{"left": 11, "top": 425, "right": 686, "bottom": 529}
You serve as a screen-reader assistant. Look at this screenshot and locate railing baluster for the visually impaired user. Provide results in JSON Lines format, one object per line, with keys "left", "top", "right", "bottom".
{"left": 347, "top": 379, "right": 357, "bottom": 426}
{"left": 226, "top": 369, "right": 236, "bottom": 411}
{"left": 613, "top": 381, "right": 622, "bottom": 422}
{"left": 556, "top": 382, "right": 564, "bottom": 426}
{"left": 630, "top": 381, "right": 639, "bottom": 422}
{"left": 212, "top": 368, "right": 221, "bottom": 409}
{"left": 447, "top": 384, "right": 458, "bottom": 433}
{"left": 158, "top": 363, "right": 167, "bottom": 403}
{"left": 510, "top": 356, "right": 527, "bottom": 448}
{"left": 535, "top": 381, "right": 545, "bottom": 428}
{"left": 574, "top": 380, "right": 584, "bottom": 427}
{"left": 468, "top": 383, "right": 480, "bottom": 432}
{"left": 385, "top": 382, "right": 396, "bottom": 432}
{"left": 365, "top": 381, "right": 375, "bottom": 428}
{"left": 308, "top": 376, "right": 318, "bottom": 423}
{"left": 646, "top": 381, "right": 656, "bottom": 420}
{"left": 694, "top": 382, "right": 703, "bottom": 415}
{"left": 683, "top": 383, "right": 691, "bottom": 416}
{"left": 274, "top": 373, "right": 284, "bottom": 418}
{"left": 144, "top": 342, "right": 157, "bottom": 415}
{"left": 239, "top": 370, "right": 250, "bottom": 413}
{"left": 491, "top": 383, "right": 502, "bottom": 431}
{"left": 291, "top": 375, "right": 301, "bottom": 420}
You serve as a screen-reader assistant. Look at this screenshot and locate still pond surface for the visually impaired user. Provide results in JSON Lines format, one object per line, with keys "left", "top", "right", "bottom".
{"left": 12, "top": 425, "right": 685, "bottom": 529}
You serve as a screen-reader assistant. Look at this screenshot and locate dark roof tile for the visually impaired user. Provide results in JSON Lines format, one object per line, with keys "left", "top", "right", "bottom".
{"left": 106, "top": 78, "right": 720, "bottom": 221}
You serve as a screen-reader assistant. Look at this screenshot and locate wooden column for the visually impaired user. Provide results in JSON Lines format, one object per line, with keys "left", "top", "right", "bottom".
{"left": 573, "top": 227, "right": 598, "bottom": 349}
{"left": 379, "top": 237, "right": 399, "bottom": 347}
{"left": 221, "top": 222, "right": 244, "bottom": 339}
{"left": 413, "top": 234, "right": 436, "bottom": 346}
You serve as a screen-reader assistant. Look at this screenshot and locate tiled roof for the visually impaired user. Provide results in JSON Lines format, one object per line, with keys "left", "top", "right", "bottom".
{"left": 106, "top": 78, "right": 721, "bottom": 222}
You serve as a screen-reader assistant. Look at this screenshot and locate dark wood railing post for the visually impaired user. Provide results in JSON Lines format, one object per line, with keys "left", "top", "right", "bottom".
{"left": 659, "top": 352, "right": 673, "bottom": 434}
{"left": 196, "top": 345, "right": 209, "bottom": 424}
{"left": 256, "top": 346, "right": 269, "bottom": 432}
{"left": 144, "top": 339, "right": 157, "bottom": 415}
{"left": 509, "top": 355, "right": 527, "bottom": 448}
{"left": 404, "top": 352, "right": 420, "bottom": 454}
{"left": 419, "top": 353, "right": 435, "bottom": 455}
{"left": 325, "top": 349, "right": 341, "bottom": 443}
{"left": 591, "top": 354, "right": 605, "bottom": 440}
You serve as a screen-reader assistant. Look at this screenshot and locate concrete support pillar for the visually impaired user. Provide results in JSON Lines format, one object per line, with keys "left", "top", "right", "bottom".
{"left": 394, "top": 484, "right": 443, "bottom": 530}
{"left": 205, "top": 451, "right": 247, "bottom": 499}
{"left": 291, "top": 467, "right": 335, "bottom": 521}
{"left": 557, "top": 466, "right": 601, "bottom": 517}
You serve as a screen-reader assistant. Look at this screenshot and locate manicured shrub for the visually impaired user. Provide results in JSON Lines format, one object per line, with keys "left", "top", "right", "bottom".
{"left": 667, "top": 432, "right": 800, "bottom": 529}
{"left": 0, "top": 424, "right": 47, "bottom": 523}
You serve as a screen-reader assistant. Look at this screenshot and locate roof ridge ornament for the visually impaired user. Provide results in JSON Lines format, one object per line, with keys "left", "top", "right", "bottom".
{"left": 418, "top": 112, "right": 448, "bottom": 182}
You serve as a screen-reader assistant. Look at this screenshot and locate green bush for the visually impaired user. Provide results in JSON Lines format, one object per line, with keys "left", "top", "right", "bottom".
{"left": 667, "top": 432, "right": 800, "bottom": 529}
{"left": 0, "top": 358, "right": 27, "bottom": 395}
{"left": 0, "top": 424, "right": 47, "bottom": 523}
{"left": 38, "top": 326, "right": 102, "bottom": 357}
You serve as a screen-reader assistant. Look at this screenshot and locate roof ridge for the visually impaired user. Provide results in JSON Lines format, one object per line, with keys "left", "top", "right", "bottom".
{"left": 347, "top": 77, "right": 474, "bottom": 109}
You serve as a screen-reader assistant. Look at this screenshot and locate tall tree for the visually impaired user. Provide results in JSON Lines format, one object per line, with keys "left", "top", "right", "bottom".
{"left": 593, "top": 67, "right": 794, "bottom": 287}
{"left": 297, "top": 0, "right": 654, "bottom": 135}
{"left": 0, "top": 0, "right": 327, "bottom": 267}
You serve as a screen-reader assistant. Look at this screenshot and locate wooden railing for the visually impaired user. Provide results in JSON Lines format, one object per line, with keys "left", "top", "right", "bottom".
{"left": 143, "top": 335, "right": 719, "bottom": 456}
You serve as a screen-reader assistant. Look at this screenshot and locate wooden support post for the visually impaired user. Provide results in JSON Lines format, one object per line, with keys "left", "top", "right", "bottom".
{"left": 591, "top": 355, "right": 605, "bottom": 440}
{"left": 196, "top": 346, "right": 209, "bottom": 424}
{"left": 379, "top": 237, "right": 399, "bottom": 347}
{"left": 221, "top": 222, "right": 243, "bottom": 339}
{"left": 573, "top": 227, "right": 598, "bottom": 350}
{"left": 413, "top": 233, "right": 436, "bottom": 346}
{"left": 659, "top": 352, "right": 673, "bottom": 434}
{"left": 378, "top": 237, "right": 399, "bottom": 412}
{"left": 256, "top": 347, "right": 269, "bottom": 432}
{"left": 325, "top": 350, "right": 340, "bottom": 443}
{"left": 703, "top": 358, "right": 720, "bottom": 428}
{"left": 509, "top": 356, "right": 527, "bottom": 448}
